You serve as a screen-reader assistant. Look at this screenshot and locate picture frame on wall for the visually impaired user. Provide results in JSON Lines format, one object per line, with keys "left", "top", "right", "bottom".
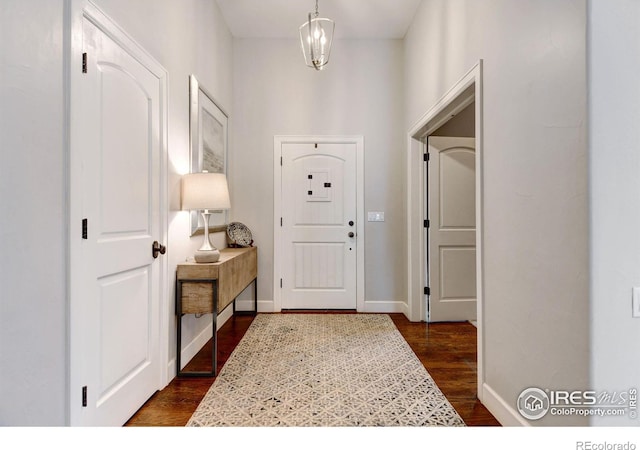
{"left": 189, "top": 74, "right": 229, "bottom": 236}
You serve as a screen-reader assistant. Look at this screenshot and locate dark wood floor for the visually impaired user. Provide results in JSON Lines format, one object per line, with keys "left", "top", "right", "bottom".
{"left": 125, "top": 313, "right": 500, "bottom": 427}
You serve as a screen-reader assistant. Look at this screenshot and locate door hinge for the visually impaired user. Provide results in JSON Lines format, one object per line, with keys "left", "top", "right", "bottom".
{"left": 82, "top": 386, "right": 87, "bottom": 407}
{"left": 82, "top": 53, "right": 87, "bottom": 73}
{"left": 280, "top": 156, "right": 283, "bottom": 166}
{"left": 423, "top": 153, "right": 430, "bottom": 162}
{"left": 280, "top": 278, "right": 283, "bottom": 288}
{"left": 82, "top": 218, "right": 88, "bottom": 239}
{"left": 280, "top": 217, "right": 283, "bottom": 227}
{"left": 424, "top": 219, "right": 430, "bottom": 228}
{"left": 424, "top": 286, "right": 431, "bottom": 296}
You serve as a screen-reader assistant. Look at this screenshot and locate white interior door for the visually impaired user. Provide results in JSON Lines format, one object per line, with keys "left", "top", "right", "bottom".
{"left": 75, "top": 13, "right": 165, "bottom": 426}
{"left": 427, "top": 136, "right": 477, "bottom": 322}
{"left": 280, "top": 142, "right": 357, "bottom": 309}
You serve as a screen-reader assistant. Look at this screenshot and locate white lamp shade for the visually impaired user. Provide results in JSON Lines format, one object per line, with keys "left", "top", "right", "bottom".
{"left": 181, "top": 172, "right": 231, "bottom": 210}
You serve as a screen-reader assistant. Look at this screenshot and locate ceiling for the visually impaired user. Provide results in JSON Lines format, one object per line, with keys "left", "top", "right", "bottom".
{"left": 215, "top": 0, "right": 423, "bottom": 39}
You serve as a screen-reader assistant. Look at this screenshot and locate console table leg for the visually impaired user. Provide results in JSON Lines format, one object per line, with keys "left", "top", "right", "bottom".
{"left": 176, "top": 279, "right": 182, "bottom": 377}
{"left": 253, "top": 279, "right": 258, "bottom": 314}
{"left": 212, "top": 280, "right": 218, "bottom": 376}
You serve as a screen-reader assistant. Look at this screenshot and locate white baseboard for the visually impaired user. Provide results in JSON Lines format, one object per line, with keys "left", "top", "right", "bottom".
{"left": 481, "top": 382, "right": 529, "bottom": 427}
{"left": 256, "top": 299, "right": 409, "bottom": 315}
{"left": 217, "top": 303, "right": 234, "bottom": 328}
{"left": 234, "top": 298, "right": 257, "bottom": 312}
{"left": 363, "top": 300, "right": 409, "bottom": 315}
{"left": 179, "top": 324, "right": 211, "bottom": 371}
{"left": 257, "top": 299, "right": 274, "bottom": 312}
{"left": 168, "top": 305, "right": 234, "bottom": 376}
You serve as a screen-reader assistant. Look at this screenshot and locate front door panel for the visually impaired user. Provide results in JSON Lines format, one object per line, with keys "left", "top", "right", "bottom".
{"left": 281, "top": 143, "right": 357, "bottom": 309}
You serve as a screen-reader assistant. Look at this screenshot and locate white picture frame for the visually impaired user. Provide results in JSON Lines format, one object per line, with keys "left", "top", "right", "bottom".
{"left": 189, "top": 74, "right": 229, "bottom": 236}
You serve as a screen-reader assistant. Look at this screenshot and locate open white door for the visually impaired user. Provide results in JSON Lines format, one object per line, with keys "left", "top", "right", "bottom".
{"left": 427, "top": 136, "right": 477, "bottom": 322}
{"left": 71, "top": 4, "right": 167, "bottom": 426}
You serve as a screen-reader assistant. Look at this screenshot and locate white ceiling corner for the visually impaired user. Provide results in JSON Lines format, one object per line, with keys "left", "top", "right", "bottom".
{"left": 215, "top": 0, "right": 423, "bottom": 39}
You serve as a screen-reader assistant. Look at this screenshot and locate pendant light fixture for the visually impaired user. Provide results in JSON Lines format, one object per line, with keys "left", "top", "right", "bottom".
{"left": 299, "top": 0, "right": 335, "bottom": 70}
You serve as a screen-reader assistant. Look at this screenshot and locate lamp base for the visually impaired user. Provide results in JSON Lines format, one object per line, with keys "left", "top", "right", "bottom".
{"left": 194, "top": 248, "right": 220, "bottom": 263}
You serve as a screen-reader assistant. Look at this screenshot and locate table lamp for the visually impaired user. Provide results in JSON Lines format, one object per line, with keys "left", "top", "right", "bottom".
{"left": 182, "top": 172, "right": 231, "bottom": 263}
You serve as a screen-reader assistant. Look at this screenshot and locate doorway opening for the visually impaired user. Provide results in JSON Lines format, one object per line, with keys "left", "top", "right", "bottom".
{"left": 406, "top": 61, "right": 484, "bottom": 401}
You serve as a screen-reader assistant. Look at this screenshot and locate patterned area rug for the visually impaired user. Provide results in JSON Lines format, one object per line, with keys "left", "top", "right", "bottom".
{"left": 187, "top": 314, "right": 465, "bottom": 427}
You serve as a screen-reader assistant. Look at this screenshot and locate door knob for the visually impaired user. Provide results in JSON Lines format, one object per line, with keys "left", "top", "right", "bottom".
{"left": 152, "top": 241, "right": 166, "bottom": 259}
{"left": 348, "top": 232, "right": 355, "bottom": 238}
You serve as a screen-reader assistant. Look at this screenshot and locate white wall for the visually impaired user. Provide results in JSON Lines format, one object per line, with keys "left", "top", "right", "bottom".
{"left": 231, "top": 39, "right": 406, "bottom": 311}
{"left": 405, "top": 0, "right": 589, "bottom": 425}
{"left": 0, "top": 0, "right": 68, "bottom": 426}
{"left": 0, "top": 0, "right": 233, "bottom": 425}
{"left": 589, "top": 0, "right": 640, "bottom": 426}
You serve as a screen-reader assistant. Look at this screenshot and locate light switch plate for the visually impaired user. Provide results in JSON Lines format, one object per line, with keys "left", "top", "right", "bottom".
{"left": 367, "top": 212, "right": 385, "bottom": 222}
{"left": 633, "top": 287, "right": 640, "bottom": 318}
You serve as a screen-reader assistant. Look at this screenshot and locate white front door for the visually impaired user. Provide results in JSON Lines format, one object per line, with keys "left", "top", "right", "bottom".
{"left": 280, "top": 142, "right": 357, "bottom": 309}
{"left": 73, "top": 10, "right": 166, "bottom": 426}
{"left": 427, "top": 136, "right": 477, "bottom": 322}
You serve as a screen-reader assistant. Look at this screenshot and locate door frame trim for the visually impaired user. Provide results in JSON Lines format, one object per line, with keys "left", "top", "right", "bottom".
{"left": 406, "top": 61, "right": 484, "bottom": 401}
{"left": 273, "top": 135, "right": 364, "bottom": 312}
{"left": 68, "top": 0, "right": 169, "bottom": 425}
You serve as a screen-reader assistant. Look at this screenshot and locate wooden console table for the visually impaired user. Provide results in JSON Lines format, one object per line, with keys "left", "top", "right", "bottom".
{"left": 176, "top": 246, "right": 257, "bottom": 377}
